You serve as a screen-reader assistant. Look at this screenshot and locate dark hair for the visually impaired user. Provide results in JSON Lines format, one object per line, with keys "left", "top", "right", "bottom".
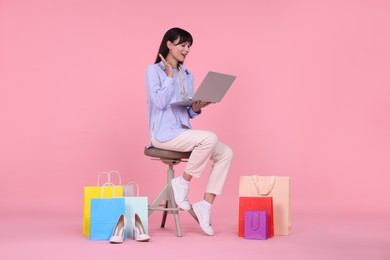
{"left": 154, "top": 27, "right": 193, "bottom": 64}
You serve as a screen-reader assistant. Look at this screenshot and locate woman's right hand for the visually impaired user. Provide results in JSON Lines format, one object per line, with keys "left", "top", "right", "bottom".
{"left": 159, "top": 54, "right": 174, "bottom": 78}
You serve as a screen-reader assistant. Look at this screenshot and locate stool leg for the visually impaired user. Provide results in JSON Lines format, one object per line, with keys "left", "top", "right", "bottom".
{"left": 167, "top": 164, "right": 182, "bottom": 237}
{"left": 148, "top": 185, "right": 169, "bottom": 216}
{"left": 160, "top": 201, "right": 168, "bottom": 228}
{"left": 168, "top": 188, "right": 182, "bottom": 237}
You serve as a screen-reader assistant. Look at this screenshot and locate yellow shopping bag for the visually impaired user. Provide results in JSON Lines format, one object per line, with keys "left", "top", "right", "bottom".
{"left": 82, "top": 171, "right": 123, "bottom": 236}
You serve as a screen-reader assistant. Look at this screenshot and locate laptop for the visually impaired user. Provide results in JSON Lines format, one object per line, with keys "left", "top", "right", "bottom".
{"left": 170, "top": 71, "right": 236, "bottom": 107}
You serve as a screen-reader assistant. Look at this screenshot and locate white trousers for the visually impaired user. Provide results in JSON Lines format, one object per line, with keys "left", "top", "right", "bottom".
{"left": 152, "top": 130, "right": 233, "bottom": 195}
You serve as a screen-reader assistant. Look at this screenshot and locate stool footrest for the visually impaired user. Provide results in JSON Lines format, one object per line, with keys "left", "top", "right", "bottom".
{"left": 149, "top": 207, "right": 180, "bottom": 212}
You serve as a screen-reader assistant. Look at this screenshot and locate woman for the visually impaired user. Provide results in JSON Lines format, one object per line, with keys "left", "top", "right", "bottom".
{"left": 145, "top": 27, "right": 233, "bottom": 236}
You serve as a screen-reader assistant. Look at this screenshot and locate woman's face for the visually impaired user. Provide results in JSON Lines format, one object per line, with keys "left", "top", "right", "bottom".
{"left": 168, "top": 38, "right": 191, "bottom": 63}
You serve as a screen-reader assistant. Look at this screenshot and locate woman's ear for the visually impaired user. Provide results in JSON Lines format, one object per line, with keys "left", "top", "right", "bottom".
{"left": 167, "top": 40, "right": 172, "bottom": 50}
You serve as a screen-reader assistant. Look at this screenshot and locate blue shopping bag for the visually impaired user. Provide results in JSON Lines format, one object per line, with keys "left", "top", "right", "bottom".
{"left": 90, "top": 197, "right": 126, "bottom": 240}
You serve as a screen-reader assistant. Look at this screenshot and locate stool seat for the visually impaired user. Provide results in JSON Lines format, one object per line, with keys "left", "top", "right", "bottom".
{"left": 144, "top": 147, "right": 191, "bottom": 160}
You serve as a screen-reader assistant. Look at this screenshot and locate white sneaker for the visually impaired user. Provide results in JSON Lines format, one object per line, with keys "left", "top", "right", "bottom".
{"left": 192, "top": 202, "right": 214, "bottom": 236}
{"left": 171, "top": 177, "right": 191, "bottom": 211}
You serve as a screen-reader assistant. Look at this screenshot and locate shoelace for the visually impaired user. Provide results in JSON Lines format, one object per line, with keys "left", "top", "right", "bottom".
{"left": 207, "top": 209, "right": 212, "bottom": 227}
{"left": 179, "top": 186, "right": 189, "bottom": 203}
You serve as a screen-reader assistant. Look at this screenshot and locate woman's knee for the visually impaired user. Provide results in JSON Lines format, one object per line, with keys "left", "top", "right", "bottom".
{"left": 214, "top": 142, "right": 234, "bottom": 162}
{"left": 203, "top": 132, "right": 218, "bottom": 147}
{"left": 224, "top": 145, "right": 234, "bottom": 160}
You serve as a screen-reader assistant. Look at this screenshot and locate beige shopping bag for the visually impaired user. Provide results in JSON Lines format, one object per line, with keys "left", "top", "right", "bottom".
{"left": 239, "top": 175, "right": 291, "bottom": 235}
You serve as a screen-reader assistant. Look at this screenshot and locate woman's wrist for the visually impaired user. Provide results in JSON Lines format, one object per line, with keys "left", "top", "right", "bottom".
{"left": 193, "top": 107, "right": 201, "bottom": 113}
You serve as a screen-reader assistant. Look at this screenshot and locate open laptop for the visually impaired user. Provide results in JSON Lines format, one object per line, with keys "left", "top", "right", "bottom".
{"left": 170, "top": 71, "right": 236, "bottom": 107}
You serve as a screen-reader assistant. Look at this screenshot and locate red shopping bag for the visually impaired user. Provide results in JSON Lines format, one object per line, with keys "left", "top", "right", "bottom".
{"left": 238, "top": 197, "right": 274, "bottom": 238}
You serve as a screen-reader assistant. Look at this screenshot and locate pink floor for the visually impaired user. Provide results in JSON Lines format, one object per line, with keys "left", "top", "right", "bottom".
{"left": 2, "top": 204, "right": 389, "bottom": 260}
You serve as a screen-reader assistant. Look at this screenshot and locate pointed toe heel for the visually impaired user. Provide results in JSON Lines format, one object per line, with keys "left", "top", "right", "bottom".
{"left": 110, "top": 214, "right": 127, "bottom": 244}
{"left": 132, "top": 213, "right": 150, "bottom": 242}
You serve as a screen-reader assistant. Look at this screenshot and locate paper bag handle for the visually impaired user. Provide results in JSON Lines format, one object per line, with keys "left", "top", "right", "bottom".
{"left": 97, "top": 170, "right": 122, "bottom": 186}
{"left": 108, "top": 170, "right": 122, "bottom": 186}
{"left": 250, "top": 212, "right": 261, "bottom": 231}
{"left": 252, "top": 175, "right": 276, "bottom": 196}
{"left": 124, "top": 181, "right": 140, "bottom": 197}
{"left": 97, "top": 171, "right": 110, "bottom": 186}
{"left": 100, "top": 182, "right": 118, "bottom": 198}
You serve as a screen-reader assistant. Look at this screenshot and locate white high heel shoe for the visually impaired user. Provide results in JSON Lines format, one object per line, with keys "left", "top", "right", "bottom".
{"left": 132, "top": 213, "right": 150, "bottom": 242}
{"left": 110, "top": 214, "right": 127, "bottom": 243}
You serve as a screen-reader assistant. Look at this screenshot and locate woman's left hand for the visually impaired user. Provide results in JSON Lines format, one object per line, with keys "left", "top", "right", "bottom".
{"left": 192, "top": 101, "right": 211, "bottom": 113}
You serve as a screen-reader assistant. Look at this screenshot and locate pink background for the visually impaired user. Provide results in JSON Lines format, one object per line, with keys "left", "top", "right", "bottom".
{"left": 1, "top": 0, "right": 389, "bottom": 259}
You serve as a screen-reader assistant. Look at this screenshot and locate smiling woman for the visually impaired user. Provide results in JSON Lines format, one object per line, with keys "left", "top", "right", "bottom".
{"left": 144, "top": 27, "right": 234, "bottom": 236}
{"left": 1, "top": 0, "right": 390, "bottom": 258}
{"left": 154, "top": 28, "right": 192, "bottom": 68}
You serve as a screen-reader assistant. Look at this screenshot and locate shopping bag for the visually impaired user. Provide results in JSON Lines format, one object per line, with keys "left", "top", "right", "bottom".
{"left": 239, "top": 175, "right": 291, "bottom": 235}
{"left": 123, "top": 182, "right": 148, "bottom": 238}
{"left": 244, "top": 210, "right": 268, "bottom": 240}
{"left": 90, "top": 190, "right": 126, "bottom": 240}
{"left": 238, "top": 197, "right": 274, "bottom": 238}
{"left": 83, "top": 171, "right": 123, "bottom": 236}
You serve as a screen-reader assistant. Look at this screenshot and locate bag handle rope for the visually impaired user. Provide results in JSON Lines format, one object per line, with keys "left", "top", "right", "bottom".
{"left": 251, "top": 175, "right": 276, "bottom": 196}
{"left": 250, "top": 211, "right": 261, "bottom": 231}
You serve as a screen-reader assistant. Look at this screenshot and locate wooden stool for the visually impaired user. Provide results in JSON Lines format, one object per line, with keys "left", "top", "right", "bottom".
{"left": 144, "top": 147, "right": 198, "bottom": 237}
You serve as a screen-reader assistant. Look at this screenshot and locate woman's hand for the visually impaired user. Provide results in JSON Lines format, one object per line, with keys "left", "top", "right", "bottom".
{"left": 192, "top": 101, "right": 210, "bottom": 113}
{"left": 159, "top": 54, "right": 174, "bottom": 78}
